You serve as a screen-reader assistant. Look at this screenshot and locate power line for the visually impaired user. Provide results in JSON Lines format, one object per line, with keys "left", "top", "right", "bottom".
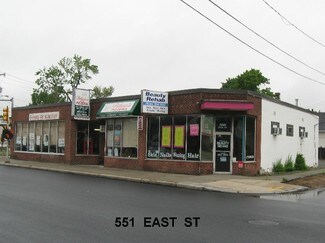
{"left": 261, "top": 0, "right": 325, "bottom": 48}
{"left": 179, "top": 0, "right": 325, "bottom": 86}
{"left": 208, "top": 0, "right": 325, "bottom": 77}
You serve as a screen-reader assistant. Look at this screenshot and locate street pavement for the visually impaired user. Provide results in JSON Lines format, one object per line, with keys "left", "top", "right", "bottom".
{"left": 1, "top": 157, "right": 325, "bottom": 195}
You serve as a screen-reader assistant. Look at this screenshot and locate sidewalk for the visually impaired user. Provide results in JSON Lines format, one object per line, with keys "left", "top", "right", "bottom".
{"left": 1, "top": 157, "right": 325, "bottom": 195}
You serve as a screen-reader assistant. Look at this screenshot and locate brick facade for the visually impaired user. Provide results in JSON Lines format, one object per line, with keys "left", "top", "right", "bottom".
{"left": 11, "top": 89, "right": 263, "bottom": 175}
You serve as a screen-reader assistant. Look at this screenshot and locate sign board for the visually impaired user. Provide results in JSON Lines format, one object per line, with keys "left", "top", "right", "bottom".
{"left": 137, "top": 116, "right": 143, "bottom": 130}
{"left": 29, "top": 112, "right": 60, "bottom": 121}
{"left": 238, "top": 161, "right": 244, "bottom": 169}
{"left": 72, "top": 88, "right": 90, "bottom": 120}
{"left": 141, "top": 90, "right": 168, "bottom": 114}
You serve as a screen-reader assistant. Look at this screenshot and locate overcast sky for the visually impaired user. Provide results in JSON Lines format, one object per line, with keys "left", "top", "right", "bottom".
{"left": 1, "top": 0, "right": 325, "bottom": 111}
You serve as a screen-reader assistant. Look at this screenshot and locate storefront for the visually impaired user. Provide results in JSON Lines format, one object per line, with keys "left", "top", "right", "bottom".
{"left": 11, "top": 89, "right": 318, "bottom": 175}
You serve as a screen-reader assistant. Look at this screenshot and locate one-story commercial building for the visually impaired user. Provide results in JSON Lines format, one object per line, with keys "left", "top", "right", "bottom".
{"left": 11, "top": 89, "right": 319, "bottom": 175}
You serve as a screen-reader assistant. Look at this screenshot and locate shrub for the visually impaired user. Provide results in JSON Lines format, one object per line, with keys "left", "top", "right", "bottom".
{"left": 284, "top": 155, "right": 294, "bottom": 172}
{"left": 294, "top": 153, "right": 307, "bottom": 171}
{"left": 272, "top": 159, "right": 284, "bottom": 173}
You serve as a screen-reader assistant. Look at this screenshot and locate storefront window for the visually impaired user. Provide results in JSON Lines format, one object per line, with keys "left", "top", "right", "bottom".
{"left": 147, "top": 117, "right": 159, "bottom": 158}
{"left": 233, "top": 116, "right": 256, "bottom": 162}
{"left": 160, "top": 116, "right": 172, "bottom": 159}
{"left": 42, "top": 122, "right": 49, "bottom": 152}
{"left": 50, "top": 122, "right": 57, "bottom": 153}
{"left": 28, "top": 122, "right": 35, "bottom": 152}
{"left": 35, "top": 122, "right": 42, "bottom": 152}
{"left": 173, "top": 116, "right": 186, "bottom": 160}
{"left": 22, "top": 123, "right": 28, "bottom": 151}
{"left": 106, "top": 118, "right": 138, "bottom": 158}
{"left": 245, "top": 116, "right": 256, "bottom": 161}
{"left": 187, "top": 116, "right": 201, "bottom": 161}
{"left": 201, "top": 115, "right": 213, "bottom": 161}
{"left": 14, "top": 121, "right": 65, "bottom": 154}
{"left": 15, "top": 123, "right": 23, "bottom": 151}
{"left": 58, "top": 121, "right": 65, "bottom": 153}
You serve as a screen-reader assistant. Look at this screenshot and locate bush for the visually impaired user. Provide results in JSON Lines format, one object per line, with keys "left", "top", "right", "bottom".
{"left": 284, "top": 155, "right": 294, "bottom": 172}
{"left": 294, "top": 154, "right": 307, "bottom": 171}
{"left": 272, "top": 159, "right": 284, "bottom": 173}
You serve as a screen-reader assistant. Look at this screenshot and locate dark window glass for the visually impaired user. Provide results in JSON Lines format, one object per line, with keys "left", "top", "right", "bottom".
{"left": 246, "top": 116, "right": 255, "bottom": 161}
{"left": 286, "top": 124, "right": 294, "bottom": 137}
{"left": 173, "top": 116, "right": 186, "bottom": 160}
{"left": 233, "top": 117, "right": 244, "bottom": 161}
{"left": 187, "top": 116, "right": 201, "bottom": 161}
{"left": 216, "top": 117, "right": 231, "bottom": 132}
{"left": 89, "top": 121, "right": 100, "bottom": 155}
{"left": 77, "top": 121, "right": 88, "bottom": 154}
{"left": 147, "top": 117, "right": 159, "bottom": 158}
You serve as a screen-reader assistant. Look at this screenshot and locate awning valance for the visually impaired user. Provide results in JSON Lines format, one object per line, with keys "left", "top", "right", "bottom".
{"left": 96, "top": 99, "right": 140, "bottom": 118}
{"left": 200, "top": 101, "right": 254, "bottom": 111}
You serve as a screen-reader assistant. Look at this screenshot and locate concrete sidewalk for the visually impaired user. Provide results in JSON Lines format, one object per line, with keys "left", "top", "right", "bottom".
{"left": 1, "top": 158, "right": 325, "bottom": 195}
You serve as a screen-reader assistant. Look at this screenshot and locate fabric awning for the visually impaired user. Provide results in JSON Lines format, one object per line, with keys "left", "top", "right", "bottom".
{"left": 96, "top": 99, "right": 140, "bottom": 118}
{"left": 200, "top": 100, "right": 254, "bottom": 111}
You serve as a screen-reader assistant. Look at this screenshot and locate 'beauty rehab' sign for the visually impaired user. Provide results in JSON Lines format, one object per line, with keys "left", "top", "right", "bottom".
{"left": 141, "top": 90, "right": 168, "bottom": 114}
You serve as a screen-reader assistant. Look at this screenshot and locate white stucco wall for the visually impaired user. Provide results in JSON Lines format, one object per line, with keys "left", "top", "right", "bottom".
{"left": 261, "top": 99, "right": 319, "bottom": 172}
{"left": 319, "top": 132, "right": 325, "bottom": 147}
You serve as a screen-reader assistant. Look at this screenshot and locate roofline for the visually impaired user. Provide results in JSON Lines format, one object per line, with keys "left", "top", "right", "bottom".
{"left": 12, "top": 88, "right": 318, "bottom": 116}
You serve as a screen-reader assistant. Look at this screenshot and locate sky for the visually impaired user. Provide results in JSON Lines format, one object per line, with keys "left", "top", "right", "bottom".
{"left": 1, "top": 0, "right": 325, "bottom": 111}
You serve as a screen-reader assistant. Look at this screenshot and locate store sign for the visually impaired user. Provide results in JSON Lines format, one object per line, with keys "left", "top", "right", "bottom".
{"left": 141, "top": 90, "right": 168, "bottom": 114}
{"left": 137, "top": 116, "right": 144, "bottom": 130}
{"left": 101, "top": 101, "right": 135, "bottom": 113}
{"left": 72, "top": 88, "right": 90, "bottom": 120}
{"left": 29, "top": 112, "right": 60, "bottom": 121}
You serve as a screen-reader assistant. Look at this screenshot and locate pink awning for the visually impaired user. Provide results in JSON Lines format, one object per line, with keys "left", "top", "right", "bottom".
{"left": 200, "top": 101, "right": 254, "bottom": 111}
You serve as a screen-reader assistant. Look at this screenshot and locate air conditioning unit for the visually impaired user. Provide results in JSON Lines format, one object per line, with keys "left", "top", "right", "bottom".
{"left": 100, "top": 125, "right": 105, "bottom": 133}
{"left": 272, "top": 127, "right": 281, "bottom": 136}
{"left": 300, "top": 131, "right": 308, "bottom": 139}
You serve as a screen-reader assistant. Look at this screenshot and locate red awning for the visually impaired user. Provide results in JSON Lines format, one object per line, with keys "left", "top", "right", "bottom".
{"left": 200, "top": 101, "right": 254, "bottom": 111}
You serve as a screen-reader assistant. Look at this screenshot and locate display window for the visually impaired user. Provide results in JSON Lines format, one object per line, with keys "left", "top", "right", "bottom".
{"left": 106, "top": 118, "right": 138, "bottom": 158}
{"left": 14, "top": 121, "right": 65, "bottom": 154}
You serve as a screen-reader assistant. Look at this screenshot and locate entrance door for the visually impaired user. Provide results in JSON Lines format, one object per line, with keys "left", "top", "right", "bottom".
{"left": 215, "top": 134, "right": 231, "bottom": 172}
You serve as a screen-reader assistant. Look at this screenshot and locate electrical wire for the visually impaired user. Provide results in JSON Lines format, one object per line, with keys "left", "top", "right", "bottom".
{"left": 179, "top": 0, "right": 325, "bottom": 86}
{"left": 261, "top": 0, "right": 325, "bottom": 48}
{"left": 208, "top": 0, "right": 325, "bottom": 77}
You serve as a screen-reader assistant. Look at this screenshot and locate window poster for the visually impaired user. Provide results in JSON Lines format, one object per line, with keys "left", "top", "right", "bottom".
{"left": 190, "top": 124, "right": 199, "bottom": 136}
{"left": 174, "top": 125, "right": 185, "bottom": 148}
{"left": 161, "top": 126, "right": 171, "bottom": 148}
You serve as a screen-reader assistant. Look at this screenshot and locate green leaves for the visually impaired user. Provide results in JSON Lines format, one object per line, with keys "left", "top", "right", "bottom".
{"left": 31, "top": 54, "right": 105, "bottom": 105}
{"left": 221, "top": 69, "right": 276, "bottom": 98}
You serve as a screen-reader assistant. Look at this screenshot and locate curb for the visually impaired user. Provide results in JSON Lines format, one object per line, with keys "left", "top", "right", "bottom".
{"left": 0, "top": 162, "right": 309, "bottom": 195}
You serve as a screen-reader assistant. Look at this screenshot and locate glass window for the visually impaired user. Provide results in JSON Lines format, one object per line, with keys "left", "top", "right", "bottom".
{"left": 201, "top": 115, "right": 213, "bottom": 161}
{"left": 121, "top": 118, "right": 137, "bottom": 158}
{"left": 173, "top": 116, "right": 186, "bottom": 160}
{"left": 77, "top": 121, "right": 88, "bottom": 154}
{"left": 35, "top": 122, "right": 42, "bottom": 152}
{"left": 245, "top": 116, "right": 255, "bottom": 161}
{"left": 147, "top": 117, "right": 159, "bottom": 158}
{"left": 89, "top": 121, "right": 100, "bottom": 155}
{"left": 216, "top": 117, "right": 231, "bottom": 132}
{"left": 49, "top": 121, "right": 57, "bottom": 153}
{"left": 42, "top": 122, "right": 49, "bottom": 152}
{"left": 28, "top": 122, "right": 35, "bottom": 152}
{"left": 286, "top": 124, "right": 294, "bottom": 137}
{"left": 160, "top": 116, "right": 172, "bottom": 159}
{"left": 58, "top": 121, "right": 65, "bottom": 153}
{"left": 233, "top": 117, "right": 244, "bottom": 161}
{"left": 22, "top": 123, "right": 28, "bottom": 151}
{"left": 15, "top": 123, "right": 23, "bottom": 151}
{"left": 106, "top": 118, "right": 138, "bottom": 158}
{"left": 187, "top": 116, "right": 201, "bottom": 161}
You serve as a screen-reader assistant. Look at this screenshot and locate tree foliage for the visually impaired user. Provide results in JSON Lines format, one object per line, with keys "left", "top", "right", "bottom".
{"left": 91, "top": 85, "right": 114, "bottom": 99}
{"left": 31, "top": 54, "right": 111, "bottom": 105}
{"left": 221, "top": 69, "right": 276, "bottom": 98}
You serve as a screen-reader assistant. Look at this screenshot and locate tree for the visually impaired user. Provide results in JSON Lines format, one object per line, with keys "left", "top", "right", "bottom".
{"left": 221, "top": 69, "right": 276, "bottom": 98}
{"left": 31, "top": 54, "right": 111, "bottom": 105}
{"left": 91, "top": 85, "right": 114, "bottom": 99}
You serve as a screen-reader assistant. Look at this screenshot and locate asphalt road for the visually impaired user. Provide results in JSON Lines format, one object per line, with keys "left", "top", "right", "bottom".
{"left": 0, "top": 166, "right": 324, "bottom": 243}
